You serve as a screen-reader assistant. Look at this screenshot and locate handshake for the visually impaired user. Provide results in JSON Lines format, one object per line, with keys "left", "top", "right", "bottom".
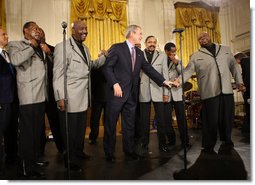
{"left": 163, "top": 78, "right": 180, "bottom": 88}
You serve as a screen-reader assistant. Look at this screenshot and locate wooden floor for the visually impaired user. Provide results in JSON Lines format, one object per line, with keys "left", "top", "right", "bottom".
{"left": 2, "top": 125, "right": 250, "bottom": 180}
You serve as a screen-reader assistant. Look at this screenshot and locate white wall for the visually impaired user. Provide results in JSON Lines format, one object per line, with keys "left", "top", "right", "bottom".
{"left": 219, "top": 0, "right": 250, "bottom": 53}
{"left": 128, "top": 0, "right": 174, "bottom": 51}
{"left": 5, "top": 0, "right": 70, "bottom": 46}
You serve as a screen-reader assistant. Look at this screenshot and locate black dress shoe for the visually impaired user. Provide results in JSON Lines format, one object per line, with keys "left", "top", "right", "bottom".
{"left": 65, "top": 163, "right": 83, "bottom": 172}
{"left": 182, "top": 143, "right": 192, "bottom": 150}
{"left": 35, "top": 160, "right": 49, "bottom": 166}
{"left": 202, "top": 147, "right": 215, "bottom": 153}
{"left": 125, "top": 152, "right": 140, "bottom": 161}
{"left": 159, "top": 145, "right": 170, "bottom": 153}
{"left": 167, "top": 141, "right": 176, "bottom": 147}
{"left": 89, "top": 139, "right": 97, "bottom": 145}
{"left": 105, "top": 155, "right": 116, "bottom": 163}
{"left": 17, "top": 160, "right": 45, "bottom": 179}
{"left": 77, "top": 152, "right": 91, "bottom": 160}
{"left": 17, "top": 167, "right": 45, "bottom": 179}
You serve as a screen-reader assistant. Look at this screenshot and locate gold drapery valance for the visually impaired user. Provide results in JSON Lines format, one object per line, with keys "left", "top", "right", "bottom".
{"left": 175, "top": 1, "right": 221, "bottom": 91}
{"left": 0, "top": 0, "right": 6, "bottom": 29}
{"left": 175, "top": 1, "right": 221, "bottom": 66}
{"left": 70, "top": 0, "right": 127, "bottom": 59}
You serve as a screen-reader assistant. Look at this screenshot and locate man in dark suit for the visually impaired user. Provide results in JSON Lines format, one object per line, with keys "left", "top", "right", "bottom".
{"left": 0, "top": 27, "right": 18, "bottom": 174}
{"left": 38, "top": 28, "right": 63, "bottom": 155}
{"left": 102, "top": 25, "right": 173, "bottom": 162}
{"left": 234, "top": 52, "right": 250, "bottom": 139}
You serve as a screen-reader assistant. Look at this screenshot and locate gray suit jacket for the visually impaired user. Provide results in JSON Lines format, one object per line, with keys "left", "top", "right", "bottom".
{"left": 139, "top": 50, "right": 169, "bottom": 102}
{"left": 8, "top": 39, "right": 47, "bottom": 105}
{"left": 53, "top": 37, "right": 105, "bottom": 113}
{"left": 167, "top": 59, "right": 183, "bottom": 102}
{"left": 182, "top": 44, "right": 243, "bottom": 100}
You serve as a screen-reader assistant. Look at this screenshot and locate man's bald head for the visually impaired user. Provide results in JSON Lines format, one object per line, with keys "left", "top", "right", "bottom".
{"left": 198, "top": 32, "right": 212, "bottom": 47}
{"left": 71, "top": 20, "right": 88, "bottom": 42}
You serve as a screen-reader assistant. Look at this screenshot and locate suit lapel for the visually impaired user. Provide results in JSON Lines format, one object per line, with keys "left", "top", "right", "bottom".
{"left": 143, "top": 50, "right": 148, "bottom": 63}
{"left": 0, "top": 52, "right": 6, "bottom": 62}
{"left": 0, "top": 54, "right": 14, "bottom": 76}
{"left": 151, "top": 51, "right": 159, "bottom": 65}
{"left": 82, "top": 45, "right": 90, "bottom": 66}
{"left": 134, "top": 47, "right": 142, "bottom": 72}
{"left": 70, "top": 37, "right": 88, "bottom": 65}
{"left": 123, "top": 42, "right": 132, "bottom": 72}
{"left": 168, "top": 60, "right": 175, "bottom": 70}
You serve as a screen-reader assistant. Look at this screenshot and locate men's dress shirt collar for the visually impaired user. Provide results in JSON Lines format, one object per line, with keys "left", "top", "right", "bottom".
{"left": 126, "top": 40, "right": 134, "bottom": 54}
{"left": 0, "top": 47, "right": 3, "bottom": 55}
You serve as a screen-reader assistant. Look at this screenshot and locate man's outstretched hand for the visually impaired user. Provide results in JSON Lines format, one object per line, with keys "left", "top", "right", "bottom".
{"left": 163, "top": 78, "right": 180, "bottom": 88}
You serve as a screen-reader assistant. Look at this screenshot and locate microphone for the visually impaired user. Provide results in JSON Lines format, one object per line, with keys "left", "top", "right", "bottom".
{"left": 61, "top": 21, "right": 67, "bottom": 29}
{"left": 172, "top": 28, "right": 185, "bottom": 33}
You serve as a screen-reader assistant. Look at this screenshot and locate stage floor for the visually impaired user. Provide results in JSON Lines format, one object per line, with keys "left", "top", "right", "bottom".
{"left": 3, "top": 127, "right": 250, "bottom": 180}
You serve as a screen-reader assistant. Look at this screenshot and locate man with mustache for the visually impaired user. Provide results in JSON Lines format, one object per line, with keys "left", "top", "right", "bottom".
{"left": 136, "top": 35, "right": 170, "bottom": 156}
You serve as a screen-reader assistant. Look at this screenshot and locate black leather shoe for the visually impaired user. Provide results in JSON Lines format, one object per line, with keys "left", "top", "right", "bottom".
{"left": 124, "top": 152, "right": 140, "bottom": 161}
{"left": 17, "top": 162, "right": 45, "bottom": 179}
{"left": 159, "top": 145, "right": 170, "bottom": 153}
{"left": 89, "top": 139, "right": 97, "bottom": 145}
{"left": 35, "top": 160, "right": 49, "bottom": 167}
{"left": 105, "top": 155, "right": 116, "bottom": 163}
{"left": 182, "top": 143, "right": 192, "bottom": 150}
{"left": 65, "top": 163, "right": 83, "bottom": 172}
{"left": 77, "top": 152, "right": 91, "bottom": 160}
{"left": 202, "top": 147, "right": 215, "bottom": 153}
{"left": 167, "top": 141, "right": 176, "bottom": 147}
{"left": 219, "top": 142, "right": 234, "bottom": 151}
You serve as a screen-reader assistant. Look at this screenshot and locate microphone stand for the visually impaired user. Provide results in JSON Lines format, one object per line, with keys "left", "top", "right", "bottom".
{"left": 176, "top": 30, "right": 188, "bottom": 170}
{"left": 62, "top": 26, "right": 71, "bottom": 178}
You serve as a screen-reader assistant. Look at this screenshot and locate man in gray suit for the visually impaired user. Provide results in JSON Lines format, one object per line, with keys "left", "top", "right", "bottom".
{"left": 9, "top": 21, "right": 47, "bottom": 178}
{"left": 137, "top": 35, "right": 170, "bottom": 155}
{"left": 174, "top": 32, "right": 245, "bottom": 152}
{"left": 164, "top": 42, "right": 190, "bottom": 148}
{"left": 53, "top": 20, "right": 106, "bottom": 171}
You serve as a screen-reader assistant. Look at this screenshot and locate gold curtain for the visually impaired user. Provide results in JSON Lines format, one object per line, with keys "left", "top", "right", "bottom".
{"left": 0, "top": 0, "right": 6, "bottom": 29}
{"left": 175, "top": 1, "right": 221, "bottom": 67}
{"left": 70, "top": 0, "right": 127, "bottom": 59}
{"left": 174, "top": 1, "right": 221, "bottom": 91}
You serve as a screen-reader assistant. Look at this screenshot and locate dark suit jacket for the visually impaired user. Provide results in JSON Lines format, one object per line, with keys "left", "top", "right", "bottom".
{"left": 45, "top": 43, "right": 55, "bottom": 102}
{"left": 0, "top": 54, "right": 16, "bottom": 104}
{"left": 103, "top": 41, "right": 165, "bottom": 102}
{"left": 240, "top": 57, "right": 250, "bottom": 98}
{"left": 91, "top": 66, "right": 107, "bottom": 102}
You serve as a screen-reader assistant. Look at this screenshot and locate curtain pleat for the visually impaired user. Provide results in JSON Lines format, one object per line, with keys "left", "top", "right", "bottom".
{"left": 0, "top": 0, "right": 6, "bottom": 29}
{"left": 70, "top": 0, "right": 127, "bottom": 59}
{"left": 174, "top": 1, "right": 221, "bottom": 91}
